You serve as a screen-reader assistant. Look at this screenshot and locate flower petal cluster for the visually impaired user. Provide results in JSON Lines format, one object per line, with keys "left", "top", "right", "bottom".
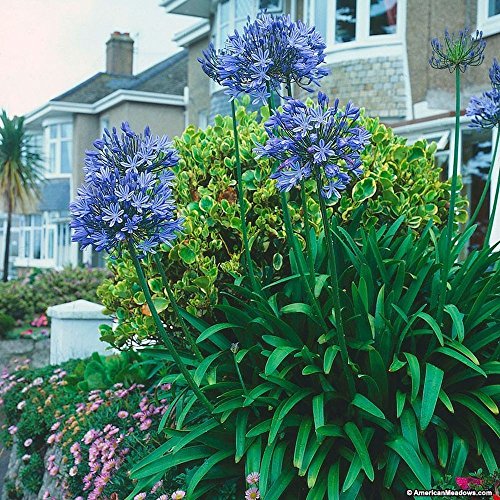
{"left": 198, "top": 12, "right": 328, "bottom": 104}
{"left": 466, "top": 88, "right": 500, "bottom": 128}
{"left": 255, "top": 92, "right": 370, "bottom": 199}
{"left": 70, "top": 123, "right": 183, "bottom": 256}
{"left": 429, "top": 27, "right": 486, "bottom": 72}
{"left": 489, "top": 58, "right": 500, "bottom": 90}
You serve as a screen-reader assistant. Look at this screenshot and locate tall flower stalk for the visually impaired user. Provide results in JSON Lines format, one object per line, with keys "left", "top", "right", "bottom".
{"left": 256, "top": 93, "right": 370, "bottom": 396}
{"left": 70, "top": 123, "right": 213, "bottom": 414}
{"left": 429, "top": 27, "right": 486, "bottom": 319}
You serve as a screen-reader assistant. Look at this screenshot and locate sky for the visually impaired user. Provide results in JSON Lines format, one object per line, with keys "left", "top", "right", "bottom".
{"left": 0, "top": 0, "right": 199, "bottom": 116}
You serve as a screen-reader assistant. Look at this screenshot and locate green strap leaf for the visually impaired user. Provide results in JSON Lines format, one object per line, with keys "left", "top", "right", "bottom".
{"left": 420, "top": 363, "right": 444, "bottom": 431}
{"left": 386, "top": 436, "right": 431, "bottom": 488}
{"left": 294, "top": 418, "right": 313, "bottom": 469}
{"left": 265, "top": 346, "right": 298, "bottom": 375}
{"left": 444, "top": 304, "right": 464, "bottom": 341}
{"left": 344, "top": 422, "right": 374, "bottom": 481}
{"left": 186, "top": 449, "right": 233, "bottom": 497}
{"left": 196, "top": 322, "right": 242, "bottom": 344}
{"left": 352, "top": 393, "right": 386, "bottom": 419}
{"left": 415, "top": 311, "right": 444, "bottom": 346}
{"left": 403, "top": 352, "right": 420, "bottom": 403}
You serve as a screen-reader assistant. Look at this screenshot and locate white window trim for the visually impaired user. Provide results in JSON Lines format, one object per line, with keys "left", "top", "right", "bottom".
{"left": 477, "top": 0, "right": 500, "bottom": 36}
{"left": 42, "top": 119, "right": 73, "bottom": 178}
{"left": 305, "top": 0, "right": 405, "bottom": 54}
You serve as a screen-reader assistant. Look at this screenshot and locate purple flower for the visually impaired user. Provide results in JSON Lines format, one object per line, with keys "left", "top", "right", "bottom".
{"left": 429, "top": 27, "right": 486, "bottom": 72}
{"left": 246, "top": 472, "right": 260, "bottom": 484}
{"left": 245, "top": 487, "right": 260, "bottom": 499}
{"left": 198, "top": 13, "right": 328, "bottom": 103}
{"left": 489, "top": 58, "right": 500, "bottom": 89}
{"left": 70, "top": 123, "right": 184, "bottom": 257}
{"left": 255, "top": 92, "right": 370, "bottom": 199}
{"left": 466, "top": 89, "right": 500, "bottom": 128}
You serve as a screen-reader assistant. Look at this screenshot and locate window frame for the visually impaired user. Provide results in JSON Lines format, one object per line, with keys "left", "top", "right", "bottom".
{"left": 477, "top": 0, "right": 500, "bottom": 37}
{"left": 43, "top": 120, "right": 73, "bottom": 178}
{"left": 305, "top": 0, "right": 405, "bottom": 53}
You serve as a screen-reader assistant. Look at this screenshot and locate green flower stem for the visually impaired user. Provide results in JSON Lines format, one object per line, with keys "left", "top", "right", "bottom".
{"left": 152, "top": 253, "right": 203, "bottom": 361}
{"left": 231, "top": 100, "right": 259, "bottom": 293}
{"left": 300, "top": 178, "right": 316, "bottom": 286}
{"left": 485, "top": 129, "right": 500, "bottom": 244}
{"left": 265, "top": 84, "right": 327, "bottom": 329}
{"left": 315, "top": 176, "right": 355, "bottom": 398}
{"left": 128, "top": 242, "right": 214, "bottom": 415}
{"left": 466, "top": 130, "right": 500, "bottom": 231}
{"left": 279, "top": 191, "right": 328, "bottom": 330}
{"left": 438, "top": 68, "right": 461, "bottom": 322}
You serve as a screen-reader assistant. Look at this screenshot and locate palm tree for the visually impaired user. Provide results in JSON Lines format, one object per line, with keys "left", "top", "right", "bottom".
{"left": 0, "top": 110, "right": 44, "bottom": 281}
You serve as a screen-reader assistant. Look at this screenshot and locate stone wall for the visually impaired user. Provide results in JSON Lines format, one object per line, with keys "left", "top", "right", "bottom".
{"left": 306, "top": 56, "right": 408, "bottom": 120}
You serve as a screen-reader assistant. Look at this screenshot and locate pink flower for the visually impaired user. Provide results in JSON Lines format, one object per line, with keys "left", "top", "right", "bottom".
{"left": 42, "top": 492, "right": 51, "bottom": 500}
{"left": 246, "top": 472, "right": 260, "bottom": 484}
{"left": 151, "top": 480, "right": 164, "bottom": 493}
{"left": 50, "top": 421, "right": 60, "bottom": 431}
{"left": 118, "top": 410, "right": 129, "bottom": 419}
{"left": 245, "top": 487, "right": 260, "bottom": 500}
{"left": 156, "top": 496, "right": 168, "bottom": 500}
{"left": 24, "top": 438, "right": 33, "bottom": 447}
{"left": 456, "top": 477, "right": 483, "bottom": 490}
{"left": 69, "top": 466, "right": 78, "bottom": 477}
{"left": 134, "top": 494, "right": 147, "bottom": 500}
{"left": 32, "top": 377, "right": 43, "bottom": 386}
{"left": 16, "top": 401, "right": 26, "bottom": 410}
{"left": 171, "top": 491, "right": 186, "bottom": 500}
{"left": 8, "top": 426, "right": 17, "bottom": 435}
{"left": 48, "top": 466, "right": 59, "bottom": 477}
{"left": 47, "top": 434, "right": 56, "bottom": 444}
{"left": 139, "top": 418, "right": 152, "bottom": 431}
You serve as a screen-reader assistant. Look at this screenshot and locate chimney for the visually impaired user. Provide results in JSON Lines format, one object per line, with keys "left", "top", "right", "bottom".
{"left": 106, "top": 32, "right": 134, "bottom": 75}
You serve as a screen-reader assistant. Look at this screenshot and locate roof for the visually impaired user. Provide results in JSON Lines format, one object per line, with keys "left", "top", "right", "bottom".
{"left": 52, "top": 50, "right": 187, "bottom": 105}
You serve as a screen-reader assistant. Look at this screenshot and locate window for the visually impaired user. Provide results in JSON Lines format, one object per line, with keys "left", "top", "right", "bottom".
{"left": 214, "top": 0, "right": 283, "bottom": 48}
{"left": 478, "top": 0, "right": 500, "bottom": 36}
{"left": 45, "top": 122, "right": 72, "bottom": 175}
{"left": 17, "top": 213, "right": 58, "bottom": 264}
{"left": 307, "top": 0, "right": 400, "bottom": 48}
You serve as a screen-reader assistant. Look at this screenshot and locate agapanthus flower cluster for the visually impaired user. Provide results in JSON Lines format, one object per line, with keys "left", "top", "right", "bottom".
{"left": 429, "top": 27, "right": 486, "bottom": 72}
{"left": 466, "top": 60, "right": 500, "bottom": 129}
{"left": 489, "top": 58, "right": 500, "bottom": 89}
{"left": 199, "top": 12, "right": 328, "bottom": 104}
{"left": 255, "top": 92, "right": 370, "bottom": 199}
{"left": 70, "top": 122, "right": 183, "bottom": 256}
{"left": 466, "top": 89, "right": 500, "bottom": 128}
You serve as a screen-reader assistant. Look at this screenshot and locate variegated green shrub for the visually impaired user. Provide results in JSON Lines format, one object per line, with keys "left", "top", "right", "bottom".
{"left": 97, "top": 98, "right": 464, "bottom": 348}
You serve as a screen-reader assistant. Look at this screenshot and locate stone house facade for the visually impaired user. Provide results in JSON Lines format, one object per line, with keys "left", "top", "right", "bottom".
{"left": 162, "top": 0, "right": 500, "bottom": 246}
{"left": 0, "top": 33, "right": 188, "bottom": 276}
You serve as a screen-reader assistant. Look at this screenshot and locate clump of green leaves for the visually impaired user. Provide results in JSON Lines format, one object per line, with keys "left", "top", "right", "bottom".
{"left": 99, "top": 98, "right": 462, "bottom": 350}
{"left": 130, "top": 218, "right": 499, "bottom": 498}
{"left": 0, "top": 311, "right": 15, "bottom": 337}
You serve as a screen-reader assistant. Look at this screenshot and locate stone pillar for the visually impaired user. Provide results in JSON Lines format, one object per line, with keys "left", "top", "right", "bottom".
{"left": 47, "top": 300, "right": 113, "bottom": 364}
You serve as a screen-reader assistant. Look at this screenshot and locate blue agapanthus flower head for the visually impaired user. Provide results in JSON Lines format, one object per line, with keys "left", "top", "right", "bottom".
{"left": 70, "top": 123, "right": 183, "bottom": 256}
{"left": 198, "top": 12, "right": 329, "bottom": 104}
{"left": 466, "top": 89, "right": 500, "bottom": 129}
{"left": 489, "top": 58, "right": 500, "bottom": 90}
{"left": 254, "top": 92, "right": 371, "bottom": 199}
{"left": 429, "top": 27, "right": 486, "bottom": 72}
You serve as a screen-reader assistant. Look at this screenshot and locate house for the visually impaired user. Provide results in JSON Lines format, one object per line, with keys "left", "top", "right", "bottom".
{"left": 161, "top": 0, "right": 500, "bottom": 247}
{"left": 0, "top": 32, "right": 188, "bottom": 276}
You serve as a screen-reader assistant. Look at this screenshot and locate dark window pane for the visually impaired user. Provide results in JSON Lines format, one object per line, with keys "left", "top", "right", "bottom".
{"left": 370, "top": 0, "right": 397, "bottom": 36}
{"left": 336, "top": 0, "right": 356, "bottom": 43}
{"left": 259, "top": 0, "right": 282, "bottom": 11}
{"left": 489, "top": 0, "right": 500, "bottom": 16}
{"left": 61, "top": 141, "right": 72, "bottom": 173}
